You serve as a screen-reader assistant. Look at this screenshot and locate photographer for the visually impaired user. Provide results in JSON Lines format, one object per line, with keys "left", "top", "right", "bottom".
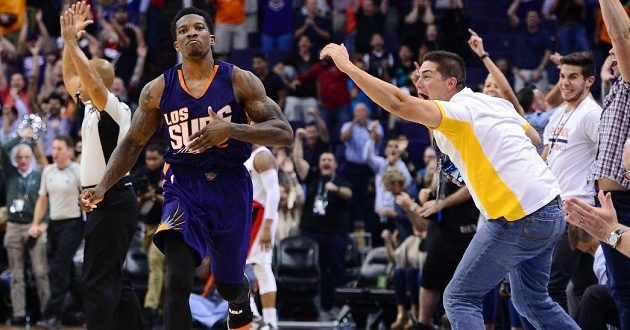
{"left": 295, "top": 144, "right": 352, "bottom": 319}
{"left": 0, "top": 128, "right": 49, "bottom": 326}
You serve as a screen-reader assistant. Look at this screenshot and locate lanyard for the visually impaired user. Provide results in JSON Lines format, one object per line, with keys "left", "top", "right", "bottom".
{"left": 17, "top": 174, "right": 33, "bottom": 200}
{"left": 316, "top": 175, "right": 335, "bottom": 199}
{"left": 547, "top": 100, "right": 585, "bottom": 161}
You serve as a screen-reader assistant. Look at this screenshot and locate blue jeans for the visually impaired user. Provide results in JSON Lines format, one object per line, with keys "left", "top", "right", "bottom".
{"left": 601, "top": 191, "right": 630, "bottom": 329}
{"left": 443, "top": 197, "right": 579, "bottom": 330}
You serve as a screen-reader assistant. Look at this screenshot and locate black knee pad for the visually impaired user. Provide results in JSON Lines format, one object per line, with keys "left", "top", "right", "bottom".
{"left": 216, "top": 277, "right": 249, "bottom": 304}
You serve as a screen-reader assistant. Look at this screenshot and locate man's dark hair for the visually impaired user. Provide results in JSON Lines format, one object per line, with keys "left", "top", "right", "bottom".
{"left": 561, "top": 52, "right": 596, "bottom": 78}
{"left": 422, "top": 51, "right": 467, "bottom": 89}
{"left": 516, "top": 85, "right": 536, "bottom": 112}
{"left": 170, "top": 7, "right": 214, "bottom": 40}
{"left": 146, "top": 144, "right": 165, "bottom": 156}
{"left": 54, "top": 135, "right": 75, "bottom": 149}
{"left": 47, "top": 92, "right": 66, "bottom": 107}
{"left": 253, "top": 52, "right": 267, "bottom": 62}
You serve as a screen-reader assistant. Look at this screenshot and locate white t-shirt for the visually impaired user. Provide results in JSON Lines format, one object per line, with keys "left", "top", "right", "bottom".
{"left": 39, "top": 162, "right": 81, "bottom": 220}
{"left": 593, "top": 245, "right": 607, "bottom": 285}
{"left": 80, "top": 92, "right": 131, "bottom": 187}
{"left": 543, "top": 97, "right": 601, "bottom": 205}
{"left": 433, "top": 88, "right": 561, "bottom": 221}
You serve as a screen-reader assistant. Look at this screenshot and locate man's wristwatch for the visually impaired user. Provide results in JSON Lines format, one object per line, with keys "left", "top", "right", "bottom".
{"left": 607, "top": 228, "right": 625, "bottom": 249}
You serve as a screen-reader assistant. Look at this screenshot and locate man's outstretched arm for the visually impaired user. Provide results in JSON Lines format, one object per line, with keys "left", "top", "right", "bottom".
{"left": 320, "top": 43, "right": 442, "bottom": 128}
{"left": 79, "top": 77, "right": 163, "bottom": 210}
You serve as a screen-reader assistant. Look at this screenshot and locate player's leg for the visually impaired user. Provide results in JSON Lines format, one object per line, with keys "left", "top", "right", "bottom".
{"left": 163, "top": 231, "right": 196, "bottom": 330}
{"left": 253, "top": 263, "right": 278, "bottom": 329}
{"left": 216, "top": 276, "right": 252, "bottom": 329}
{"left": 210, "top": 168, "right": 254, "bottom": 329}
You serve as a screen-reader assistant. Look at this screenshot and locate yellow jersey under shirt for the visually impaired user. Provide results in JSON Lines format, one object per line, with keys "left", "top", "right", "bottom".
{"left": 432, "top": 88, "right": 561, "bottom": 221}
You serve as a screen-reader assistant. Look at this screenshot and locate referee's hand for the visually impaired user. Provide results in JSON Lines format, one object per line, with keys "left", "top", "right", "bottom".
{"left": 78, "top": 188, "right": 104, "bottom": 212}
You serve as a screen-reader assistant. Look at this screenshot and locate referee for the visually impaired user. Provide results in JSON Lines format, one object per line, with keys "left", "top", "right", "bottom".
{"left": 60, "top": 3, "right": 142, "bottom": 329}
{"left": 30, "top": 135, "right": 83, "bottom": 329}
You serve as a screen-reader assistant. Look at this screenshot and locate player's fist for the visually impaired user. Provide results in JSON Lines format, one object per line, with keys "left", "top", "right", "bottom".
{"left": 78, "top": 187, "right": 104, "bottom": 212}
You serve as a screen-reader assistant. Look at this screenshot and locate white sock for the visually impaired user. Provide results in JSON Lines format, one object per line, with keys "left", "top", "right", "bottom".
{"left": 262, "top": 308, "right": 278, "bottom": 328}
{"left": 250, "top": 296, "right": 261, "bottom": 318}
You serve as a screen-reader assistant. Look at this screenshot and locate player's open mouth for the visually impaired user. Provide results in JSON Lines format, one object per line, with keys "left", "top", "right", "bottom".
{"left": 419, "top": 93, "right": 429, "bottom": 100}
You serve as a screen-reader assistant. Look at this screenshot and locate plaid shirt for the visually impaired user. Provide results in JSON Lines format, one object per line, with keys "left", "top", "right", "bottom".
{"left": 588, "top": 78, "right": 630, "bottom": 189}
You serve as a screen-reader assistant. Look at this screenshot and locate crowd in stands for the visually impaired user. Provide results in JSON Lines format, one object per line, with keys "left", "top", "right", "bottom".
{"left": 0, "top": 0, "right": 628, "bottom": 329}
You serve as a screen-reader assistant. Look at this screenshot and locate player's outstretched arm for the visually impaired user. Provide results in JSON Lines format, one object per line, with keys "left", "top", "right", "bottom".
{"left": 320, "top": 43, "right": 442, "bottom": 128}
{"left": 600, "top": 0, "right": 630, "bottom": 81}
{"left": 233, "top": 68, "right": 294, "bottom": 146}
{"left": 79, "top": 77, "right": 163, "bottom": 211}
{"left": 186, "top": 68, "right": 293, "bottom": 153}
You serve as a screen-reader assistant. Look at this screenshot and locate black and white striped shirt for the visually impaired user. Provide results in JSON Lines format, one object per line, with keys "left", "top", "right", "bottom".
{"left": 80, "top": 92, "right": 131, "bottom": 187}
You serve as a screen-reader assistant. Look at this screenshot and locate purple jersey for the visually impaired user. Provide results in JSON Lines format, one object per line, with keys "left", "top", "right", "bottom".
{"left": 159, "top": 61, "right": 251, "bottom": 172}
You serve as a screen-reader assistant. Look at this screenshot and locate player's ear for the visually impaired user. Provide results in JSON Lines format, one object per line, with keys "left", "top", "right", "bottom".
{"left": 173, "top": 41, "right": 179, "bottom": 52}
{"left": 210, "top": 34, "right": 215, "bottom": 46}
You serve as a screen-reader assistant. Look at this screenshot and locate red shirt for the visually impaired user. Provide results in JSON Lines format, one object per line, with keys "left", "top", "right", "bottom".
{"left": 297, "top": 62, "right": 350, "bottom": 110}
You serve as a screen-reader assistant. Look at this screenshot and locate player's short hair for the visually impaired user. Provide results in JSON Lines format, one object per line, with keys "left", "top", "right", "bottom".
{"left": 423, "top": 51, "right": 467, "bottom": 90}
{"left": 170, "top": 7, "right": 214, "bottom": 40}
{"left": 146, "top": 144, "right": 165, "bottom": 156}
{"left": 54, "top": 135, "right": 75, "bottom": 149}
{"left": 561, "top": 52, "right": 596, "bottom": 79}
{"left": 567, "top": 224, "right": 594, "bottom": 251}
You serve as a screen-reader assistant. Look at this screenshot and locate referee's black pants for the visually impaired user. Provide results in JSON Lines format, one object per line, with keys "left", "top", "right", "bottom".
{"left": 82, "top": 186, "right": 143, "bottom": 330}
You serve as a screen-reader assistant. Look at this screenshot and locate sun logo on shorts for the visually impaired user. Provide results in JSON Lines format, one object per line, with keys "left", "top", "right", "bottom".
{"left": 157, "top": 203, "right": 186, "bottom": 233}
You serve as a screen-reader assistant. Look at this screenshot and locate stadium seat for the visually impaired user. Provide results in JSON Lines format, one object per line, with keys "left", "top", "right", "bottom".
{"left": 275, "top": 236, "right": 320, "bottom": 320}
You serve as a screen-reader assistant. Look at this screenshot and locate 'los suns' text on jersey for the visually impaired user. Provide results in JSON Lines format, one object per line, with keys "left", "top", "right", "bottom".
{"left": 164, "top": 105, "right": 232, "bottom": 150}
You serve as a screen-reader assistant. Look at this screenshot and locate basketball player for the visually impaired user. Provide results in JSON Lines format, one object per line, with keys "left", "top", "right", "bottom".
{"left": 320, "top": 44, "right": 578, "bottom": 329}
{"left": 245, "top": 145, "right": 280, "bottom": 329}
{"left": 79, "top": 6, "right": 293, "bottom": 330}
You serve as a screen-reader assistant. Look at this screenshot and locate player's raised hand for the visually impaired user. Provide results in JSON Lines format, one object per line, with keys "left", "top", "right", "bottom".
{"left": 78, "top": 188, "right": 104, "bottom": 212}
{"left": 320, "top": 43, "right": 353, "bottom": 73}
{"left": 187, "top": 107, "right": 231, "bottom": 153}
